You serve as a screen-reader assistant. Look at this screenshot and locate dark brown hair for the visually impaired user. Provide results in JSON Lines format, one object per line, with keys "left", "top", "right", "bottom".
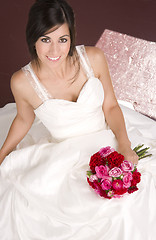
{"left": 26, "top": 0, "right": 76, "bottom": 61}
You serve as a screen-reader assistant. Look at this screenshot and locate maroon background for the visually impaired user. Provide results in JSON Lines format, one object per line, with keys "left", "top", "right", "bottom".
{"left": 0, "top": 0, "right": 156, "bottom": 107}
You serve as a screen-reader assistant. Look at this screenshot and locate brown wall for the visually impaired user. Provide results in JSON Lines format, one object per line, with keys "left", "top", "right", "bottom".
{"left": 0, "top": 0, "right": 156, "bottom": 107}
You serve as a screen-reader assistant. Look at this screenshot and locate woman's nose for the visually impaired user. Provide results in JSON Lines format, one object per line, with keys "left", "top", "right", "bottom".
{"left": 49, "top": 43, "right": 59, "bottom": 56}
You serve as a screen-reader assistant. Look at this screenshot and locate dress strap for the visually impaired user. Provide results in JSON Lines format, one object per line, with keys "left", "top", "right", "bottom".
{"left": 22, "top": 63, "right": 52, "bottom": 102}
{"left": 76, "top": 45, "right": 95, "bottom": 79}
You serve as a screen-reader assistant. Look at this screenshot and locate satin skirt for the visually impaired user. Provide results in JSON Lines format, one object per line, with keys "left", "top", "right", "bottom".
{"left": 0, "top": 105, "right": 156, "bottom": 240}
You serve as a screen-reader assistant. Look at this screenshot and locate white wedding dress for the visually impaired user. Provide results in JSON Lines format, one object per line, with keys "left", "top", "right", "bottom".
{"left": 0, "top": 45, "right": 156, "bottom": 240}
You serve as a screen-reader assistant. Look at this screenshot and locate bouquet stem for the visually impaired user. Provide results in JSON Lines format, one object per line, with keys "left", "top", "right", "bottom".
{"left": 133, "top": 144, "right": 152, "bottom": 160}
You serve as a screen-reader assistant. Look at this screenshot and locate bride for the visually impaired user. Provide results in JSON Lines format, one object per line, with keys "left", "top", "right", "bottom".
{"left": 0, "top": 0, "right": 155, "bottom": 239}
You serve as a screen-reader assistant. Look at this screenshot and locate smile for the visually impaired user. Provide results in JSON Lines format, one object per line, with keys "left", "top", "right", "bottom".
{"left": 47, "top": 56, "right": 61, "bottom": 61}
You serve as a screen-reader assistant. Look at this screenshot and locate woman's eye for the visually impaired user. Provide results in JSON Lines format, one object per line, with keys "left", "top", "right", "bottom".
{"left": 59, "top": 38, "right": 67, "bottom": 43}
{"left": 41, "top": 38, "right": 50, "bottom": 43}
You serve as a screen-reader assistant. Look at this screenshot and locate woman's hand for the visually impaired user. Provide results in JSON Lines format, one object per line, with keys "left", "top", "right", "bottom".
{"left": 118, "top": 145, "right": 139, "bottom": 165}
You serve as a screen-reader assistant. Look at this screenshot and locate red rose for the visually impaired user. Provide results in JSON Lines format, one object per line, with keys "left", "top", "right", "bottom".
{"left": 112, "top": 179, "right": 127, "bottom": 195}
{"left": 89, "top": 152, "right": 105, "bottom": 173}
{"left": 114, "top": 188, "right": 127, "bottom": 195}
{"left": 128, "top": 186, "right": 138, "bottom": 194}
{"left": 131, "top": 171, "right": 141, "bottom": 186}
{"left": 107, "top": 151, "right": 124, "bottom": 168}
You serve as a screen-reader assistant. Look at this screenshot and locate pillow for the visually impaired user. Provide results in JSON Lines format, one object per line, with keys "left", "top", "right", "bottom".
{"left": 96, "top": 29, "right": 156, "bottom": 120}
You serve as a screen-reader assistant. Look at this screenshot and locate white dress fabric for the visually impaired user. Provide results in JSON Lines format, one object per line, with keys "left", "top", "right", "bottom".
{"left": 0, "top": 45, "right": 156, "bottom": 240}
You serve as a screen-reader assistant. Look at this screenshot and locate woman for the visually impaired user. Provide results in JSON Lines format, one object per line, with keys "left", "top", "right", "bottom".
{"left": 0, "top": 0, "right": 137, "bottom": 165}
{"left": 0, "top": 0, "right": 155, "bottom": 239}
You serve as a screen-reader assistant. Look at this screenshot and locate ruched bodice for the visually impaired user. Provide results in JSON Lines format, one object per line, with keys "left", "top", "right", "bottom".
{"left": 34, "top": 78, "right": 105, "bottom": 141}
{"left": 22, "top": 45, "right": 107, "bottom": 141}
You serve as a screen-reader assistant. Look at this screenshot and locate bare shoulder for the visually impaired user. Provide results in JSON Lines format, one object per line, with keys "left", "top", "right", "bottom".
{"left": 11, "top": 69, "right": 35, "bottom": 119}
{"left": 11, "top": 69, "right": 29, "bottom": 97}
{"left": 84, "top": 46, "right": 107, "bottom": 77}
{"left": 85, "top": 46, "right": 106, "bottom": 61}
{"left": 10, "top": 67, "right": 42, "bottom": 110}
{"left": 11, "top": 69, "right": 25, "bottom": 88}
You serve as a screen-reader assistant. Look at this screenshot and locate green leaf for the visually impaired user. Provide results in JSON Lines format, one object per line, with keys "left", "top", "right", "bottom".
{"left": 86, "top": 171, "right": 93, "bottom": 177}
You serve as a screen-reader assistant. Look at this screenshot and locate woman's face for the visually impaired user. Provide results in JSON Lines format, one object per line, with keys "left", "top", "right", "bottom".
{"left": 35, "top": 23, "right": 71, "bottom": 68}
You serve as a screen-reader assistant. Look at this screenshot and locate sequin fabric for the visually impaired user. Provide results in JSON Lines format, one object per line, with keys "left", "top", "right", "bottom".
{"left": 76, "top": 45, "right": 95, "bottom": 79}
{"left": 22, "top": 63, "right": 52, "bottom": 102}
{"left": 96, "top": 29, "right": 156, "bottom": 119}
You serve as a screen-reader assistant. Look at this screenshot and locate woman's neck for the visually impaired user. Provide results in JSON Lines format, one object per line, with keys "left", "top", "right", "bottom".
{"left": 34, "top": 56, "right": 73, "bottom": 81}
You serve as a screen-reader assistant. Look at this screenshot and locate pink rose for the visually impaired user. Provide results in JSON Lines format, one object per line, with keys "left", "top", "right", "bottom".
{"left": 99, "top": 146, "right": 115, "bottom": 158}
{"left": 89, "top": 174, "right": 98, "bottom": 182}
{"left": 95, "top": 165, "right": 109, "bottom": 178}
{"left": 121, "top": 160, "right": 134, "bottom": 172}
{"left": 101, "top": 175, "right": 112, "bottom": 182}
{"left": 109, "top": 167, "right": 122, "bottom": 178}
{"left": 101, "top": 179, "right": 112, "bottom": 190}
{"left": 123, "top": 172, "right": 133, "bottom": 188}
{"left": 107, "top": 190, "right": 114, "bottom": 198}
{"left": 112, "top": 179, "right": 123, "bottom": 190}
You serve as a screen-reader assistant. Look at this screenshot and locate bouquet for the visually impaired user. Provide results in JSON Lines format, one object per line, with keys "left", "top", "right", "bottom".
{"left": 87, "top": 145, "right": 151, "bottom": 199}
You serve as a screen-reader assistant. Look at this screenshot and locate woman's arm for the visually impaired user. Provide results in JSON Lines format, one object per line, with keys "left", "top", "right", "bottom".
{"left": 0, "top": 71, "right": 35, "bottom": 165}
{"left": 87, "top": 46, "right": 138, "bottom": 164}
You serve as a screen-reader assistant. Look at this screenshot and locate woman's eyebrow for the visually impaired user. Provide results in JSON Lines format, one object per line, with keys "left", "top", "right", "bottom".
{"left": 40, "top": 34, "right": 70, "bottom": 38}
{"left": 59, "top": 34, "right": 70, "bottom": 38}
{"left": 40, "top": 35, "right": 51, "bottom": 38}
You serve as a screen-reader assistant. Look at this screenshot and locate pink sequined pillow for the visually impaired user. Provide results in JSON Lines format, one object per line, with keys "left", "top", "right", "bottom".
{"left": 96, "top": 29, "right": 156, "bottom": 120}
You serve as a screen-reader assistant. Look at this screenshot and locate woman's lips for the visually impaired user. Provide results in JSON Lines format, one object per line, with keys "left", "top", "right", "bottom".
{"left": 46, "top": 56, "right": 61, "bottom": 62}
